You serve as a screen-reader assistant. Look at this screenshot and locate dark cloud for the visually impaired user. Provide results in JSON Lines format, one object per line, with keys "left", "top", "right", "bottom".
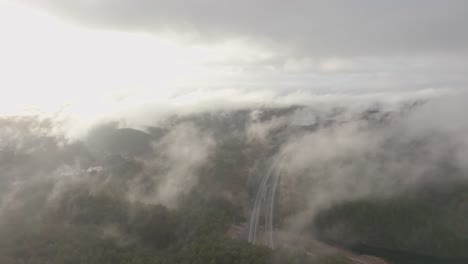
{"left": 20, "top": 0, "right": 468, "bottom": 57}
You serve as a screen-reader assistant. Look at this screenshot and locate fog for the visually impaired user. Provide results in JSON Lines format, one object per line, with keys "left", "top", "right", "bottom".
{"left": 1, "top": 1, "right": 468, "bottom": 262}
{"left": 276, "top": 96, "right": 468, "bottom": 231}
{"left": 0, "top": 93, "right": 466, "bottom": 236}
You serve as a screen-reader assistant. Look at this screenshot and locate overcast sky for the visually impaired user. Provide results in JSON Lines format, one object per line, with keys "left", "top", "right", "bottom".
{"left": 1, "top": 0, "right": 467, "bottom": 123}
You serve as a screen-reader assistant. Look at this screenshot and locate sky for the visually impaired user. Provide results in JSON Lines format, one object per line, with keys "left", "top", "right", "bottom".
{"left": 1, "top": 0, "right": 467, "bottom": 126}
{"left": 2, "top": 0, "right": 468, "bottom": 237}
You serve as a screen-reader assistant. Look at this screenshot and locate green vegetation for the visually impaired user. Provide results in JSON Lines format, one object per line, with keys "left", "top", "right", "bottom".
{"left": 0, "top": 185, "right": 346, "bottom": 264}
{"left": 314, "top": 183, "right": 468, "bottom": 259}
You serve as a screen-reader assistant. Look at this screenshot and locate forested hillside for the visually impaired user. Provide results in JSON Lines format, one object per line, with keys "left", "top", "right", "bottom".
{"left": 2, "top": 102, "right": 468, "bottom": 264}
{"left": 0, "top": 112, "right": 349, "bottom": 264}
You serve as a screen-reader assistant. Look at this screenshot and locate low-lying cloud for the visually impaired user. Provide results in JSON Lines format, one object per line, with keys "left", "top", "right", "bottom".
{"left": 1, "top": 92, "right": 468, "bottom": 244}
{"left": 275, "top": 95, "right": 468, "bottom": 231}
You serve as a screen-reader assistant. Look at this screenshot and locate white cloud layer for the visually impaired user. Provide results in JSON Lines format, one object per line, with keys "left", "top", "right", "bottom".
{"left": 1, "top": 0, "right": 467, "bottom": 128}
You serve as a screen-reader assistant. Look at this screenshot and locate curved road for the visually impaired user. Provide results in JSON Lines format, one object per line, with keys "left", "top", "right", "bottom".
{"left": 248, "top": 156, "right": 282, "bottom": 248}
{"left": 247, "top": 158, "right": 389, "bottom": 264}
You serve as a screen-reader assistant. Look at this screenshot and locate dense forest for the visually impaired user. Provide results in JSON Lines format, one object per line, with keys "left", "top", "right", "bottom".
{"left": 0, "top": 188, "right": 350, "bottom": 264}
{"left": 1, "top": 103, "right": 468, "bottom": 263}
{"left": 313, "top": 183, "right": 468, "bottom": 261}
{"left": 0, "top": 112, "right": 350, "bottom": 264}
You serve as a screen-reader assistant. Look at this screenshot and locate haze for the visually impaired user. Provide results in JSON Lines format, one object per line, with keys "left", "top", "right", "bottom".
{"left": 2, "top": 1, "right": 468, "bottom": 125}
{"left": 1, "top": 1, "right": 468, "bottom": 264}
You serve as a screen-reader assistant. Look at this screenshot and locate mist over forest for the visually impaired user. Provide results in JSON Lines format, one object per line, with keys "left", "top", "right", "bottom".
{"left": 0, "top": 96, "right": 467, "bottom": 264}
{"left": 2, "top": 1, "right": 468, "bottom": 263}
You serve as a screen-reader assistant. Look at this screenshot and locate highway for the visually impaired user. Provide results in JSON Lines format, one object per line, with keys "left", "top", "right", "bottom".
{"left": 246, "top": 159, "right": 389, "bottom": 264}
{"left": 248, "top": 156, "right": 282, "bottom": 248}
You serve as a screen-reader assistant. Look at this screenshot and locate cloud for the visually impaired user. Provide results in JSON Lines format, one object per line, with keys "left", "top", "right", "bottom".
{"left": 1, "top": 92, "right": 468, "bottom": 245}
{"left": 10, "top": 1, "right": 467, "bottom": 102}
{"left": 1, "top": 0, "right": 467, "bottom": 124}
{"left": 126, "top": 123, "right": 216, "bottom": 208}
{"left": 275, "top": 94, "right": 468, "bottom": 231}
{"left": 17, "top": 0, "right": 468, "bottom": 57}
{"left": 246, "top": 114, "right": 289, "bottom": 143}
{"left": 2, "top": 1, "right": 468, "bottom": 238}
